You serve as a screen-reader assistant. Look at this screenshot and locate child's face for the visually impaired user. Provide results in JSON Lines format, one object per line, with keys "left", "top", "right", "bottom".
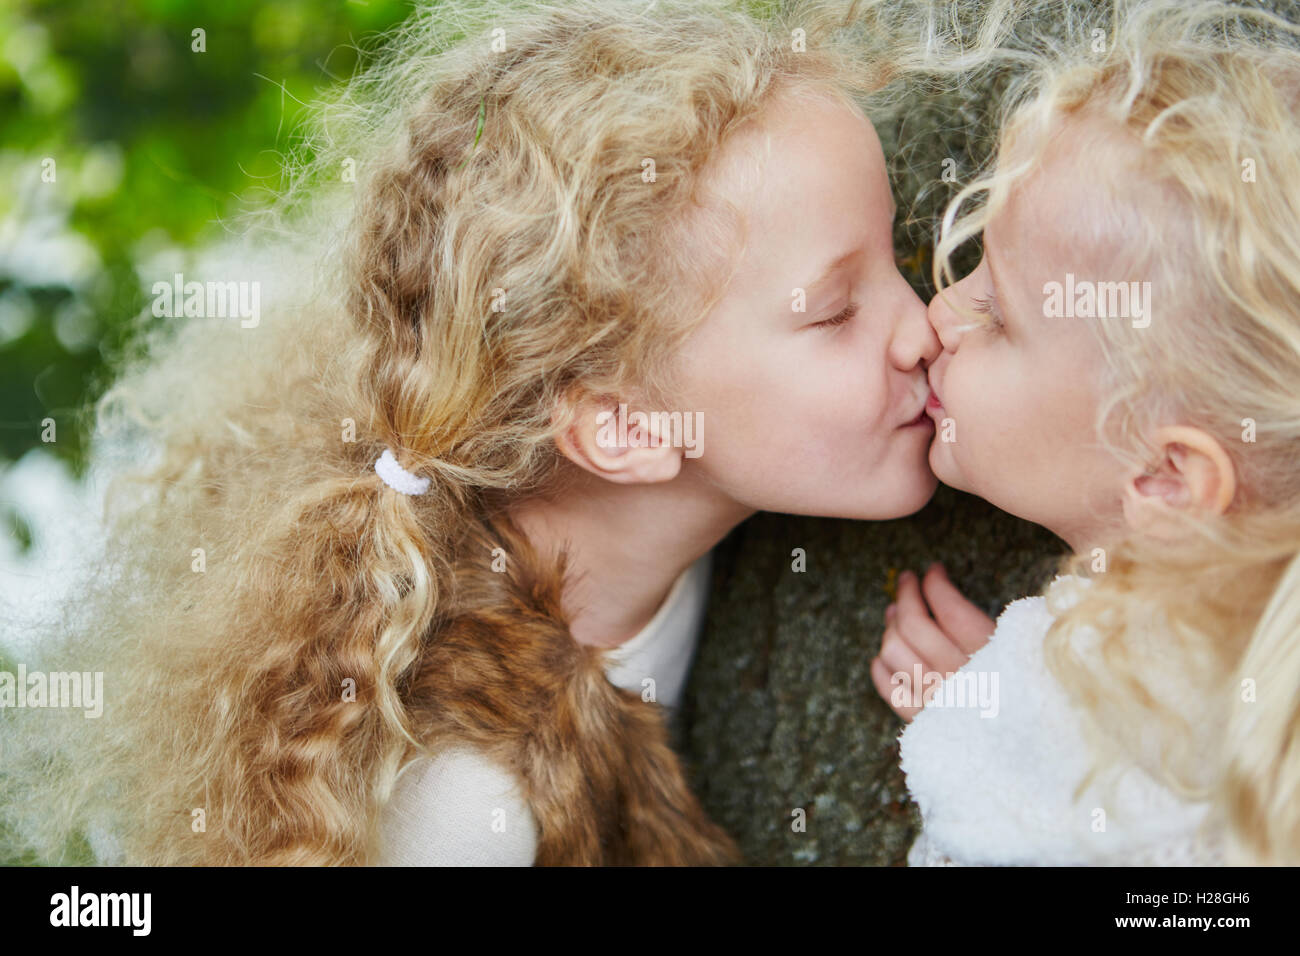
{"left": 924, "top": 128, "right": 1129, "bottom": 549}
{"left": 673, "top": 91, "right": 941, "bottom": 520}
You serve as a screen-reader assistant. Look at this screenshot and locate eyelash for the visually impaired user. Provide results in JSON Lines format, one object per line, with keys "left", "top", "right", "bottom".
{"left": 814, "top": 302, "right": 859, "bottom": 329}
{"left": 970, "top": 294, "right": 1005, "bottom": 332}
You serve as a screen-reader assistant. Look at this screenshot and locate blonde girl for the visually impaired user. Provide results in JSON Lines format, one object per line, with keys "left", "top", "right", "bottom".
{"left": 875, "top": 0, "right": 1300, "bottom": 865}
{"left": 0, "top": 0, "right": 947, "bottom": 865}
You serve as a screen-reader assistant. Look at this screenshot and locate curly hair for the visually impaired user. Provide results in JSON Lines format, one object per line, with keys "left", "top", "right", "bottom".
{"left": 931, "top": 0, "right": 1300, "bottom": 864}
{"left": 0, "top": 0, "right": 911, "bottom": 865}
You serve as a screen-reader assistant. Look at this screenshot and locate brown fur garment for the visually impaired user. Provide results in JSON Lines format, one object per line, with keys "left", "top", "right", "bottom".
{"left": 400, "top": 513, "right": 742, "bottom": 865}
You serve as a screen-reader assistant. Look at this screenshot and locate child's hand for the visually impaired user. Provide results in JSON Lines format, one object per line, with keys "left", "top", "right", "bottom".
{"left": 870, "top": 564, "right": 996, "bottom": 723}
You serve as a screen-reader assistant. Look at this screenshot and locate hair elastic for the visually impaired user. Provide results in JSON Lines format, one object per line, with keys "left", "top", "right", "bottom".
{"left": 375, "top": 447, "right": 431, "bottom": 496}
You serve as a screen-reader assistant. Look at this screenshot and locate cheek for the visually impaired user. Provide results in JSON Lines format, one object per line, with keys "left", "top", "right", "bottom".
{"left": 943, "top": 354, "right": 1015, "bottom": 448}
{"left": 671, "top": 314, "right": 938, "bottom": 514}
{"left": 694, "top": 330, "right": 889, "bottom": 438}
{"left": 938, "top": 348, "right": 1106, "bottom": 505}
{"left": 933, "top": 351, "right": 1048, "bottom": 492}
{"left": 756, "top": 340, "right": 896, "bottom": 461}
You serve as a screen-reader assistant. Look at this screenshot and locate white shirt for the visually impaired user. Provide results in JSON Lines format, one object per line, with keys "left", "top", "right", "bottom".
{"left": 900, "top": 575, "right": 1224, "bottom": 866}
{"left": 377, "top": 550, "right": 714, "bottom": 866}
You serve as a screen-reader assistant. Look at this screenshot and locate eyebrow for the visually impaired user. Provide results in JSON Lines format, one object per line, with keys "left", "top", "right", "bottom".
{"left": 805, "top": 249, "right": 859, "bottom": 296}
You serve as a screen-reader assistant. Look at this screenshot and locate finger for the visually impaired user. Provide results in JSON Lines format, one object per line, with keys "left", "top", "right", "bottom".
{"left": 894, "top": 569, "right": 928, "bottom": 622}
{"left": 877, "top": 621, "right": 922, "bottom": 680}
{"left": 898, "top": 622, "right": 970, "bottom": 677}
{"left": 893, "top": 576, "right": 971, "bottom": 676}
{"left": 879, "top": 621, "right": 964, "bottom": 716}
{"left": 871, "top": 655, "right": 920, "bottom": 722}
{"left": 921, "top": 564, "right": 997, "bottom": 654}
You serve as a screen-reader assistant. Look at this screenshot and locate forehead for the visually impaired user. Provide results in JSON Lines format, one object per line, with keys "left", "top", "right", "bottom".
{"left": 709, "top": 87, "right": 884, "bottom": 202}
{"left": 695, "top": 86, "right": 891, "bottom": 268}
{"left": 991, "top": 112, "right": 1145, "bottom": 268}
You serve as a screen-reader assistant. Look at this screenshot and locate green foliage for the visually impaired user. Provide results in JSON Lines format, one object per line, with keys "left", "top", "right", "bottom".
{"left": 1, "top": 0, "right": 415, "bottom": 476}
{"left": 4, "top": 8, "right": 416, "bottom": 864}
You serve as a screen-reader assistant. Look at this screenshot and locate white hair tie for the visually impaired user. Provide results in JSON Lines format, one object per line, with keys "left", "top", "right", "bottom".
{"left": 374, "top": 447, "right": 431, "bottom": 496}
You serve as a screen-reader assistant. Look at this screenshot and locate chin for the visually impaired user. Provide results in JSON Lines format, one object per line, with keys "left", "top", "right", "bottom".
{"left": 927, "top": 442, "right": 969, "bottom": 495}
{"left": 838, "top": 470, "right": 941, "bottom": 520}
{"left": 893, "top": 468, "right": 940, "bottom": 516}
{"left": 846, "top": 453, "right": 942, "bottom": 519}
{"left": 764, "top": 478, "right": 935, "bottom": 520}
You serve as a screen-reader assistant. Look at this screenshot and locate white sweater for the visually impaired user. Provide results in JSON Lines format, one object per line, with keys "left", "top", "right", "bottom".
{"left": 899, "top": 576, "right": 1226, "bottom": 866}
{"left": 376, "top": 550, "right": 714, "bottom": 866}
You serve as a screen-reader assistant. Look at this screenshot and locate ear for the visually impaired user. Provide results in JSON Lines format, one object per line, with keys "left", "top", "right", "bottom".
{"left": 553, "top": 388, "right": 684, "bottom": 485}
{"left": 1121, "top": 425, "right": 1237, "bottom": 534}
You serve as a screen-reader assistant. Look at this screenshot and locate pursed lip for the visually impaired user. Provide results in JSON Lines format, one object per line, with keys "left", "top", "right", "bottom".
{"left": 900, "top": 378, "right": 933, "bottom": 427}
{"left": 925, "top": 371, "right": 944, "bottom": 413}
{"left": 900, "top": 405, "right": 930, "bottom": 427}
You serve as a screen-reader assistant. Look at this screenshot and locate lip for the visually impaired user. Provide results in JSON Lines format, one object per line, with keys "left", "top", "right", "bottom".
{"left": 925, "top": 381, "right": 944, "bottom": 413}
{"left": 900, "top": 375, "right": 934, "bottom": 428}
{"left": 901, "top": 404, "right": 932, "bottom": 428}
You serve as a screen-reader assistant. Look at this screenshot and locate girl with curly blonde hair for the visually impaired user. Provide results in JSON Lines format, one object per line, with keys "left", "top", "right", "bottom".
{"left": 879, "top": 0, "right": 1300, "bottom": 866}
{"left": 1, "top": 0, "right": 949, "bottom": 865}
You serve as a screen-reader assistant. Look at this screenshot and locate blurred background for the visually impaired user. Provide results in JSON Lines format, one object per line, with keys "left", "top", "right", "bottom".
{"left": 0, "top": 0, "right": 416, "bottom": 649}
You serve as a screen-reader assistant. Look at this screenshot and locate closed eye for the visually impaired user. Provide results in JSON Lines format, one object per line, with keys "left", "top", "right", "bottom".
{"left": 970, "top": 294, "right": 1005, "bottom": 332}
{"left": 813, "top": 302, "right": 858, "bottom": 329}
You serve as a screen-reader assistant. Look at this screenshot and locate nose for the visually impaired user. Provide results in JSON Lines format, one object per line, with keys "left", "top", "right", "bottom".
{"left": 926, "top": 280, "right": 968, "bottom": 354}
{"left": 889, "top": 279, "right": 941, "bottom": 371}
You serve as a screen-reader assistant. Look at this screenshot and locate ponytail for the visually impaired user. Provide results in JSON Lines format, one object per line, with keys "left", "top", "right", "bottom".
{"left": 199, "top": 466, "right": 443, "bottom": 864}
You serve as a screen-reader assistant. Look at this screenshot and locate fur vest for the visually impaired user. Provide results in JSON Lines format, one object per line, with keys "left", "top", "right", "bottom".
{"left": 399, "top": 513, "right": 742, "bottom": 865}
